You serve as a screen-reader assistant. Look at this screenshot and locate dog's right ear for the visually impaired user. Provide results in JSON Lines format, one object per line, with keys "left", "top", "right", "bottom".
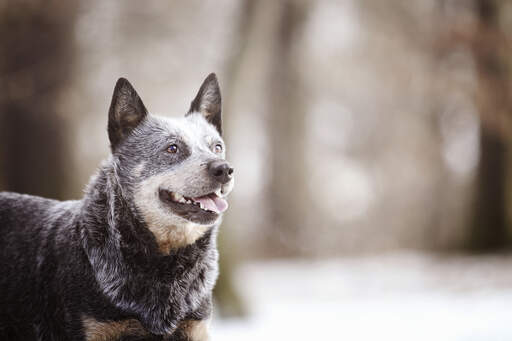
{"left": 187, "top": 73, "right": 222, "bottom": 135}
{"left": 108, "top": 78, "right": 148, "bottom": 151}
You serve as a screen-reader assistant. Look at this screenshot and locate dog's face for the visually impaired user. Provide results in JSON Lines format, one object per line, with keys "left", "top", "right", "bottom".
{"left": 107, "top": 74, "right": 234, "bottom": 233}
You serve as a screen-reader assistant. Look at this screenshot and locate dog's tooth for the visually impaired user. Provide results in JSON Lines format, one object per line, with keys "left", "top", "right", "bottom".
{"left": 215, "top": 188, "right": 222, "bottom": 197}
{"left": 170, "top": 192, "right": 187, "bottom": 203}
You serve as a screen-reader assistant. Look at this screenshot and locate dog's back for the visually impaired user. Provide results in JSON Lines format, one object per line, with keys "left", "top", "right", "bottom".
{"left": 0, "top": 191, "right": 64, "bottom": 289}
{"left": 0, "top": 192, "right": 80, "bottom": 275}
{"left": 0, "top": 192, "right": 84, "bottom": 339}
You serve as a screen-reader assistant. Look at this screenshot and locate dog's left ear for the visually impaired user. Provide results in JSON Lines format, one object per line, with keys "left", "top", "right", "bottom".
{"left": 108, "top": 77, "right": 148, "bottom": 151}
{"left": 187, "top": 73, "right": 222, "bottom": 135}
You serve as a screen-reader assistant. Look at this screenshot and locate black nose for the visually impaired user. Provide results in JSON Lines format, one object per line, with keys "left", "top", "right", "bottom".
{"left": 208, "top": 160, "right": 234, "bottom": 184}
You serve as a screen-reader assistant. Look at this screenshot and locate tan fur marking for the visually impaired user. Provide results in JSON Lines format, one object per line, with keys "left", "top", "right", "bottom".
{"left": 182, "top": 318, "right": 211, "bottom": 341}
{"left": 82, "top": 317, "right": 146, "bottom": 341}
{"left": 155, "top": 223, "right": 210, "bottom": 254}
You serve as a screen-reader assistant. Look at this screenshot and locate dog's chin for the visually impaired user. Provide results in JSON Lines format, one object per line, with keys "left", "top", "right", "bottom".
{"left": 158, "top": 189, "right": 227, "bottom": 225}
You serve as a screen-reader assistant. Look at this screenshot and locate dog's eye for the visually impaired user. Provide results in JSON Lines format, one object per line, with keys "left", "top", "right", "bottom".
{"left": 167, "top": 144, "right": 179, "bottom": 154}
{"left": 214, "top": 143, "right": 223, "bottom": 153}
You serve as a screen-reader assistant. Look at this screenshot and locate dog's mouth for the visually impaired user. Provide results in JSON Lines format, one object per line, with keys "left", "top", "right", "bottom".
{"left": 158, "top": 188, "right": 228, "bottom": 224}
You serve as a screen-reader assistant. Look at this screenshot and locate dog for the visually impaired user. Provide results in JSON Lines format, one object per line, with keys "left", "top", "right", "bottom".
{"left": 0, "top": 73, "right": 234, "bottom": 341}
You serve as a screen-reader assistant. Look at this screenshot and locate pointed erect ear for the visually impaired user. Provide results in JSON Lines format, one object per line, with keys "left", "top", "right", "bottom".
{"left": 187, "top": 73, "right": 222, "bottom": 135}
{"left": 108, "top": 78, "right": 148, "bottom": 150}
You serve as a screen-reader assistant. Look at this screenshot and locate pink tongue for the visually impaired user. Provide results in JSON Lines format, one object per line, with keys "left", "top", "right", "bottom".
{"left": 193, "top": 194, "right": 228, "bottom": 213}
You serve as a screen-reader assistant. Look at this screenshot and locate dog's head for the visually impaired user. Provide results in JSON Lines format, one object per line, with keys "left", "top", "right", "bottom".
{"left": 107, "top": 74, "right": 234, "bottom": 234}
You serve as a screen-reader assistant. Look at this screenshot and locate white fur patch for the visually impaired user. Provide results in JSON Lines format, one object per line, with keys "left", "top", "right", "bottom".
{"left": 221, "top": 176, "right": 234, "bottom": 196}
{"left": 132, "top": 162, "right": 146, "bottom": 178}
{"left": 154, "top": 114, "right": 224, "bottom": 157}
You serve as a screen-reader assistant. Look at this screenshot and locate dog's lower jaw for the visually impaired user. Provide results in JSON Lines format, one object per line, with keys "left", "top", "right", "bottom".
{"left": 134, "top": 178, "right": 222, "bottom": 253}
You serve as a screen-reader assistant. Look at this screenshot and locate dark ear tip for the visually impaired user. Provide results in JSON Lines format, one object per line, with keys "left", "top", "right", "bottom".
{"left": 115, "top": 77, "right": 132, "bottom": 90}
{"left": 205, "top": 73, "right": 218, "bottom": 84}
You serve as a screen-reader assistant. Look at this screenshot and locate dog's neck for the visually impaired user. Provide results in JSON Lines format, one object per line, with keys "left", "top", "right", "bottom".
{"left": 78, "top": 164, "right": 216, "bottom": 319}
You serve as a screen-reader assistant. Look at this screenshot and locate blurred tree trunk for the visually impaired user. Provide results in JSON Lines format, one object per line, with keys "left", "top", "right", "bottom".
{"left": 266, "top": 0, "right": 310, "bottom": 257}
{"left": 468, "top": 0, "right": 511, "bottom": 251}
{"left": 0, "top": 1, "right": 77, "bottom": 199}
{"left": 212, "top": 0, "right": 256, "bottom": 317}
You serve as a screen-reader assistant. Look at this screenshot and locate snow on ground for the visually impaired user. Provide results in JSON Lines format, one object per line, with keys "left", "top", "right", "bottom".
{"left": 212, "top": 252, "right": 512, "bottom": 341}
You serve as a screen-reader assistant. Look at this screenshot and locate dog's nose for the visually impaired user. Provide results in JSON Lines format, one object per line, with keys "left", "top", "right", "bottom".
{"left": 208, "top": 160, "right": 234, "bottom": 184}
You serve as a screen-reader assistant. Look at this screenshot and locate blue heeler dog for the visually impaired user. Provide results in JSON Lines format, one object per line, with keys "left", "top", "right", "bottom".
{"left": 0, "top": 73, "right": 234, "bottom": 341}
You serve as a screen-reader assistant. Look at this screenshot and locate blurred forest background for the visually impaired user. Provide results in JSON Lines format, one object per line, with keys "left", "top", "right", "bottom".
{"left": 1, "top": 0, "right": 512, "bottom": 340}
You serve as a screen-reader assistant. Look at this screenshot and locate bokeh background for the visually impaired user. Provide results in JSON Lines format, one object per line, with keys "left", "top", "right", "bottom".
{"left": 1, "top": 0, "right": 512, "bottom": 340}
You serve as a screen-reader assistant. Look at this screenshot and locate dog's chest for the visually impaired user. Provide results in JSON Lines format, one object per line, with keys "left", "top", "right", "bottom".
{"left": 182, "top": 248, "right": 219, "bottom": 312}
{"left": 81, "top": 317, "right": 211, "bottom": 341}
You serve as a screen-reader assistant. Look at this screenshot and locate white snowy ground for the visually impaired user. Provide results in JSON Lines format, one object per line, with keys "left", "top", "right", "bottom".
{"left": 212, "top": 252, "right": 512, "bottom": 341}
